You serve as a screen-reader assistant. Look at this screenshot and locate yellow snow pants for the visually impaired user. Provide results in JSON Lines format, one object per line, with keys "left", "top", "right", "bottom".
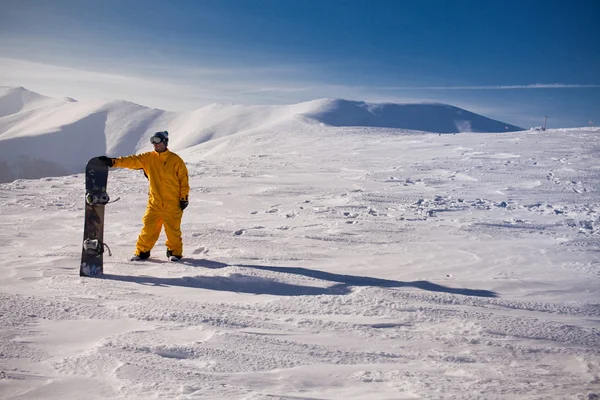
{"left": 136, "top": 206, "right": 183, "bottom": 256}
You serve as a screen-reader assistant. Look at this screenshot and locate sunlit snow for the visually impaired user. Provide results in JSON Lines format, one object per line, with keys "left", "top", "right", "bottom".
{"left": 0, "top": 87, "right": 598, "bottom": 399}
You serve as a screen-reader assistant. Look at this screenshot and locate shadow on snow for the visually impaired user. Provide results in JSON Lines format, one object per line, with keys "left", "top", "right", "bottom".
{"left": 103, "top": 258, "right": 498, "bottom": 298}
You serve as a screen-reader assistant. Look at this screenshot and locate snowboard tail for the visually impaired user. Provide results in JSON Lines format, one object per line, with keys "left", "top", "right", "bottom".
{"left": 80, "top": 157, "right": 110, "bottom": 277}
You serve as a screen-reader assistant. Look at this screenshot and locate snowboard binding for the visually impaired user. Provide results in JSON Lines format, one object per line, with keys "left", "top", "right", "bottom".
{"left": 82, "top": 238, "right": 112, "bottom": 256}
{"left": 86, "top": 192, "right": 110, "bottom": 205}
{"left": 80, "top": 239, "right": 112, "bottom": 276}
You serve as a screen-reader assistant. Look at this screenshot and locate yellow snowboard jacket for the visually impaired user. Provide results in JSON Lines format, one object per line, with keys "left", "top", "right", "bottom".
{"left": 113, "top": 150, "right": 189, "bottom": 213}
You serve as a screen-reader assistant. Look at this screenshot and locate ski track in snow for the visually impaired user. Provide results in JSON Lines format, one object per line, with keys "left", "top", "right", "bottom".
{"left": 1, "top": 126, "right": 599, "bottom": 399}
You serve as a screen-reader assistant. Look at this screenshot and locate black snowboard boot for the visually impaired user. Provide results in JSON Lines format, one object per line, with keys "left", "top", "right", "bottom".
{"left": 166, "top": 249, "right": 182, "bottom": 262}
{"left": 131, "top": 251, "right": 150, "bottom": 261}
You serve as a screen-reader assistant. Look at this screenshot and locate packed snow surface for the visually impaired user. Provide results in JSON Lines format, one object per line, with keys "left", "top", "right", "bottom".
{"left": 0, "top": 87, "right": 599, "bottom": 399}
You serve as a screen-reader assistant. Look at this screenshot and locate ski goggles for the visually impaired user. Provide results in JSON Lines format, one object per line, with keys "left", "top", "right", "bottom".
{"left": 150, "top": 136, "right": 166, "bottom": 144}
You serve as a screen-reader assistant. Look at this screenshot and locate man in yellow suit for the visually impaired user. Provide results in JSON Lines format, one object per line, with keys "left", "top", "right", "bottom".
{"left": 99, "top": 131, "right": 189, "bottom": 261}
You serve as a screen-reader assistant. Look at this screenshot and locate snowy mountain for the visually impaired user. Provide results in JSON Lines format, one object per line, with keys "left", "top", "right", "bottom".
{"left": 303, "top": 98, "right": 523, "bottom": 132}
{"left": 0, "top": 86, "right": 64, "bottom": 118}
{"left": 0, "top": 86, "right": 523, "bottom": 183}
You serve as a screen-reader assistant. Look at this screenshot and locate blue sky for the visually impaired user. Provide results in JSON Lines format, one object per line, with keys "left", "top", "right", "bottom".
{"left": 1, "top": 0, "right": 599, "bottom": 128}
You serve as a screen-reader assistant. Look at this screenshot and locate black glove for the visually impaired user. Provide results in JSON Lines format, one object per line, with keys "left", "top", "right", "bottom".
{"left": 98, "top": 156, "right": 114, "bottom": 167}
{"left": 180, "top": 200, "right": 189, "bottom": 211}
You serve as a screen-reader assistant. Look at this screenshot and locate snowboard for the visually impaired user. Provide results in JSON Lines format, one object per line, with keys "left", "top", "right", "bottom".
{"left": 80, "top": 157, "right": 111, "bottom": 277}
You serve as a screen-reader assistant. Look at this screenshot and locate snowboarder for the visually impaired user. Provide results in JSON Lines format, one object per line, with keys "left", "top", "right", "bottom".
{"left": 98, "top": 131, "right": 189, "bottom": 261}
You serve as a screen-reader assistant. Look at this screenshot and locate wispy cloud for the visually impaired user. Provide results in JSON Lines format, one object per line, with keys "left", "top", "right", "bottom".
{"left": 234, "top": 86, "right": 320, "bottom": 94}
{"left": 1, "top": 43, "right": 595, "bottom": 130}
{"left": 0, "top": 56, "right": 336, "bottom": 109}
{"left": 0, "top": 57, "right": 218, "bottom": 109}
{"left": 382, "top": 84, "right": 600, "bottom": 90}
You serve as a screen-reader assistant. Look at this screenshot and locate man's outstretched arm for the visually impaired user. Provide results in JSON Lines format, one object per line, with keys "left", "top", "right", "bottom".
{"left": 110, "top": 154, "right": 147, "bottom": 170}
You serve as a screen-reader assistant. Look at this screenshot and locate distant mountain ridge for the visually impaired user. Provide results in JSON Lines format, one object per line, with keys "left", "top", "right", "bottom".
{"left": 303, "top": 98, "right": 523, "bottom": 133}
{"left": 0, "top": 86, "right": 523, "bottom": 183}
{"left": 0, "top": 86, "right": 61, "bottom": 118}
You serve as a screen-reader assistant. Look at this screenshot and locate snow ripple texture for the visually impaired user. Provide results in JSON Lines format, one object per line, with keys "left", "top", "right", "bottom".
{"left": 1, "top": 126, "right": 599, "bottom": 399}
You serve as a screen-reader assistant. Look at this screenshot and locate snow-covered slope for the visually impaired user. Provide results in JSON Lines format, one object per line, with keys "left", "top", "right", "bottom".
{"left": 0, "top": 86, "right": 64, "bottom": 119}
{"left": 0, "top": 121, "right": 598, "bottom": 399}
{"left": 303, "top": 98, "right": 523, "bottom": 132}
{"left": 0, "top": 87, "right": 523, "bottom": 183}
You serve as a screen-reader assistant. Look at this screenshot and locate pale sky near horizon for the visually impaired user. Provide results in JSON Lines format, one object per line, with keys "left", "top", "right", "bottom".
{"left": 1, "top": 0, "right": 599, "bottom": 128}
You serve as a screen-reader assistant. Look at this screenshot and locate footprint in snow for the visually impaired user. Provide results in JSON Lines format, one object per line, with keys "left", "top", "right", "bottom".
{"left": 192, "top": 247, "right": 208, "bottom": 255}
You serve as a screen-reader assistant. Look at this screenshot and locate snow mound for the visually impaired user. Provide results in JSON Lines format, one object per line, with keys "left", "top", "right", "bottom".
{"left": 302, "top": 98, "right": 523, "bottom": 133}
{"left": 0, "top": 87, "right": 523, "bottom": 183}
